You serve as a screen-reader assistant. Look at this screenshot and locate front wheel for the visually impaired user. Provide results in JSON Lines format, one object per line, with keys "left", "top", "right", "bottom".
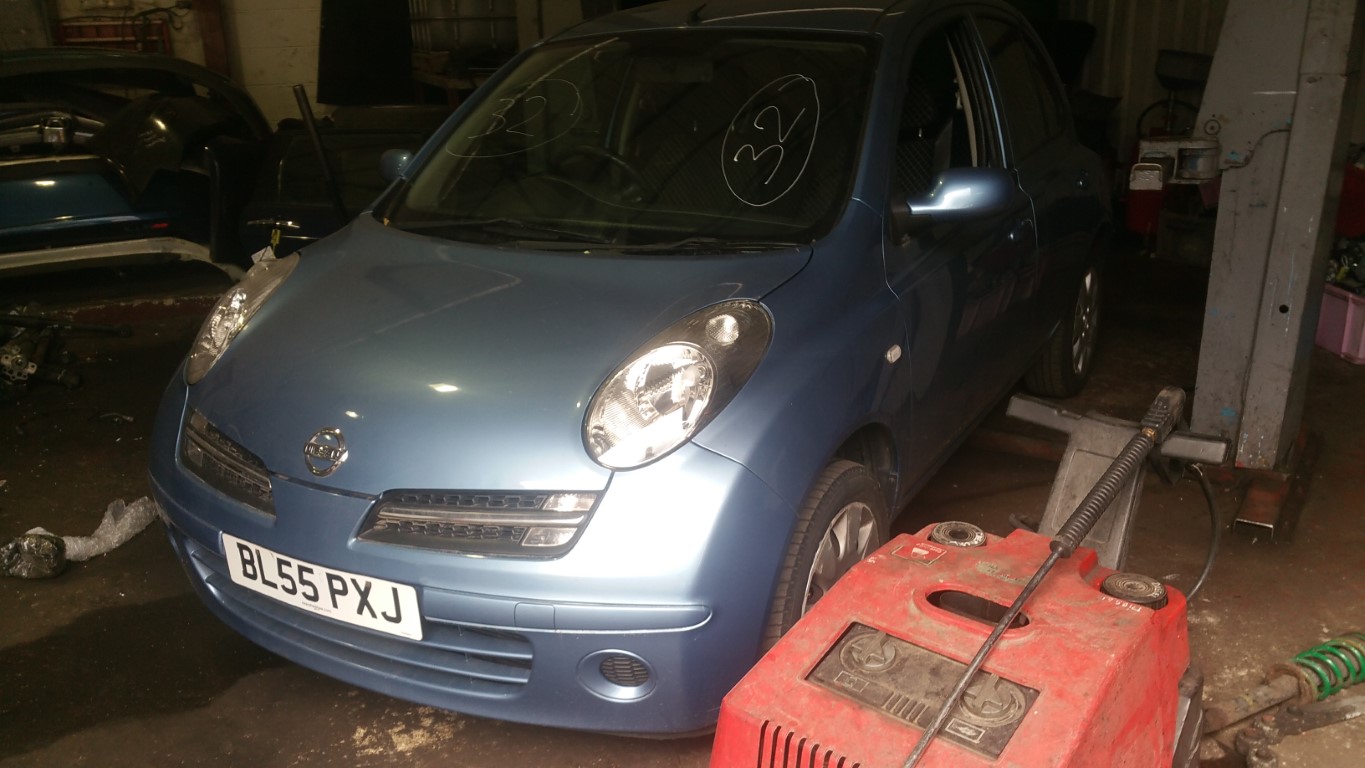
{"left": 763, "top": 460, "right": 889, "bottom": 649}
{"left": 1025, "top": 264, "right": 1101, "bottom": 397}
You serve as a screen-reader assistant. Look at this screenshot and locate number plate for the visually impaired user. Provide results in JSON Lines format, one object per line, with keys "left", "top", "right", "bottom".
{"left": 222, "top": 533, "right": 422, "bottom": 640}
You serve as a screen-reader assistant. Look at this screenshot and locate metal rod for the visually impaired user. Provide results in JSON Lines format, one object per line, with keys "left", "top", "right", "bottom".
{"left": 902, "top": 549, "right": 1061, "bottom": 767}
{"left": 1205, "top": 675, "right": 1302, "bottom": 732}
{"left": 291, "top": 84, "right": 348, "bottom": 224}
{"left": 903, "top": 387, "right": 1186, "bottom": 766}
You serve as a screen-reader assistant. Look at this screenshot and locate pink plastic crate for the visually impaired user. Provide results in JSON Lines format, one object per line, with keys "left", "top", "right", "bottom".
{"left": 1316, "top": 284, "right": 1365, "bottom": 363}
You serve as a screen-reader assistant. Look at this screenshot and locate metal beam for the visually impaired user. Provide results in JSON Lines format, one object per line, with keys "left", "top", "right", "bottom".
{"left": 1191, "top": 0, "right": 1363, "bottom": 469}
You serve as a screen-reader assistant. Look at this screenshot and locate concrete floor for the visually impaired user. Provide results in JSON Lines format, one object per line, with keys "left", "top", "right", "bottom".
{"left": 1, "top": 251, "right": 1362, "bottom": 767}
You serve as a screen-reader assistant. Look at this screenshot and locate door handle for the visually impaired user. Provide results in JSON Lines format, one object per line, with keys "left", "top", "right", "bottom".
{"left": 1076, "top": 171, "right": 1091, "bottom": 190}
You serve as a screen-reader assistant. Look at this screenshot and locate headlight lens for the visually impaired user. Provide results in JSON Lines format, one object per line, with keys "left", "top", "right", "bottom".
{"left": 585, "top": 301, "right": 771, "bottom": 469}
{"left": 185, "top": 253, "right": 299, "bottom": 384}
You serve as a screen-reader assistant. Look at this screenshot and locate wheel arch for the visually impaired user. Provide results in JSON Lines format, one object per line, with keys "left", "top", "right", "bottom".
{"left": 830, "top": 421, "right": 899, "bottom": 515}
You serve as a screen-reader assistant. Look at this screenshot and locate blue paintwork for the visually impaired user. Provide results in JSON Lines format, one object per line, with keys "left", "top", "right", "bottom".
{"left": 0, "top": 160, "right": 207, "bottom": 254}
{"left": 149, "top": 0, "right": 1109, "bottom": 734}
{"left": 1, "top": 48, "right": 266, "bottom": 269}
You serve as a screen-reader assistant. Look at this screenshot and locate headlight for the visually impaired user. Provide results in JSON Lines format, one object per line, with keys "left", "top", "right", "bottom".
{"left": 585, "top": 301, "right": 771, "bottom": 469}
{"left": 185, "top": 253, "right": 299, "bottom": 384}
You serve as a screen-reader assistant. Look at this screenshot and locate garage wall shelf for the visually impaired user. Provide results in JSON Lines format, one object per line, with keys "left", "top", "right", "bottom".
{"left": 54, "top": 18, "right": 172, "bottom": 54}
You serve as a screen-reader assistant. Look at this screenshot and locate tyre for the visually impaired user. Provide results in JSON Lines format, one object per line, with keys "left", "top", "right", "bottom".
{"left": 1025, "top": 264, "right": 1101, "bottom": 397}
{"left": 763, "top": 460, "right": 889, "bottom": 648}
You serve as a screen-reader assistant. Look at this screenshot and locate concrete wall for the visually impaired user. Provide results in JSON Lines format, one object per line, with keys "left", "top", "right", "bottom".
{"left": 514, "top": 0, "right": 582, "bottom": 51}
{"left": 42, "top": 0, "right": 319, "bottom": 126}
{"left": 49, "top": 0, "right": 209, "bottom": 65}
{"left": 1058, "top": 0, "right": 1229, "bottom": 162}
{"left": 220, "top": 0, "right": 324, "bottom": 126}
{"left": 1062, "top": 0, "right": 1364, "bottom": 154}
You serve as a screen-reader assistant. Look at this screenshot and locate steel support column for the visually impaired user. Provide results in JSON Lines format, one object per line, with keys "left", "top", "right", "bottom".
{"left": 1191, "top": 0, "right": 1363, "bottom": 469}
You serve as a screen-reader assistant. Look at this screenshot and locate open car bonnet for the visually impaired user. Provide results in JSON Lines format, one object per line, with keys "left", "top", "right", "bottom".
{"left": 0, "top": 48, "right": 269, "bottom": 192}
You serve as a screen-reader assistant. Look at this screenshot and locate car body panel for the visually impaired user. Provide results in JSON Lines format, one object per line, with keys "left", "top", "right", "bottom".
{"left": 151, "top": 372, "right": 793, "bottom": 732}
{"left": 149, "top": 0, "right": 1109, "bottom": 735}
{"left": 193, "top": 215, "right": 812, "bottom": 493}
{"left": 0, "top": 48, "right": 268, "bottom": 275}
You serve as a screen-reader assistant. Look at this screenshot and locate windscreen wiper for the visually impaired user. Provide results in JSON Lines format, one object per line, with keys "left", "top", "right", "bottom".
{"left": 399, "top": 217, "right": 611, "bottom": 245}
{"left": 619, "top": 236, "right": 804, "bottom": 253}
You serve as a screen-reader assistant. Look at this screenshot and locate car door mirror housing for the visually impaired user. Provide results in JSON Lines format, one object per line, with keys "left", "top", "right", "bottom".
{"left": 380, "top": 149, "right": 414, "bottom": 183}
{"left": 893, "top": 167, "right": 1017, "bottom": 236}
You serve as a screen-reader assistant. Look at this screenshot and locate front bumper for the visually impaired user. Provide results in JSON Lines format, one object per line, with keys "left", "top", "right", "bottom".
{"left": 0, "top": 236, "right": 232, "bottom": 276}
{"left": 149, "top": 378, "right": 796, "bottom": 734}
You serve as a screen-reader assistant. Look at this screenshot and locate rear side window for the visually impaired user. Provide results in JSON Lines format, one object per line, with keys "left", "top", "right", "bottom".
{"left": 975, "top": 17, "right": 1065, "bottom": 161}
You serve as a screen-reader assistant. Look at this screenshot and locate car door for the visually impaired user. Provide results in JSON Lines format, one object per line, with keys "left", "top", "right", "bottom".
{"left": 882, "top": 16, "right": 1039, "bottom": 487}
{"left": 972, "top": 12, "right": 1093, "bottom": 345}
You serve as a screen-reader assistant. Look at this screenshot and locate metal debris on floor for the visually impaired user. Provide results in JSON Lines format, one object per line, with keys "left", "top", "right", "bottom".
{"left": 1, "top": 497, "right": 160, "bottom": 579}
{"left": 0, "top": 529, "right": 66, "bottom": 579}
{"left": 1206, "top": 632, "right": 1365, "bottom": 766}
{"left": 1, "top": 309, "right": 132, "bottom": 403}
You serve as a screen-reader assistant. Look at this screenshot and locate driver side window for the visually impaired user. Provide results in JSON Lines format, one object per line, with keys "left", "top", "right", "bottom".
{"left": 894, "top": 25, "right": 978, "bottom": 198}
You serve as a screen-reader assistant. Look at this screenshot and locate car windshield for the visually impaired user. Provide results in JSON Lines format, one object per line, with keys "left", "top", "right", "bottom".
{"left": 383, "top": 31, "right": 873, "bottom": 251}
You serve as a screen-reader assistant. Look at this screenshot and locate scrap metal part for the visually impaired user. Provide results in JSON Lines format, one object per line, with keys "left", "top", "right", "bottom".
{"left": 1231, "top": 694, "right": 1365, "bottom": 767}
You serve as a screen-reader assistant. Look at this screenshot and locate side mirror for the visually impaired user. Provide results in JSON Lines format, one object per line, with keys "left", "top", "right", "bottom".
{"left": 380, "top": 149, "right": 414, "bottom": 183}
{"left": 892, "top": 167, "right": 1018, "bottom": 237}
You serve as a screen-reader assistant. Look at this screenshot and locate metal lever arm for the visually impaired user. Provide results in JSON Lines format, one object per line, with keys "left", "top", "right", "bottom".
{"left": 904, "top": 387, "right": 1186, "bottom": 767}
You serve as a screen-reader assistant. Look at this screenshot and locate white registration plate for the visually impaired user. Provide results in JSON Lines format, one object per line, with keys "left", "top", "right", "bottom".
{"left": 222, "top": 533, "right": 422, "bottom": 640}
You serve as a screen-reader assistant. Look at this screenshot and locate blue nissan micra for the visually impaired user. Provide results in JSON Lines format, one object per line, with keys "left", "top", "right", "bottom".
{"left": 150, "top": 0, "right": 1108, "bottom": 735}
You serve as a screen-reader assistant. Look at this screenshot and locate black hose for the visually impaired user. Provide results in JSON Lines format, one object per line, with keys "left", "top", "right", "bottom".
{"left": 1183, "top": 463, "right": 1220, "bottom": 601}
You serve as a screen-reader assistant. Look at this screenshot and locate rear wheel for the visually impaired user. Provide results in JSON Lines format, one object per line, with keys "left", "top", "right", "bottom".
{"left": 763, "top": 460, "right": 889, "bottom": 649}
{"left": 1025, "top": 264, "right": 1101, "bottom": 397}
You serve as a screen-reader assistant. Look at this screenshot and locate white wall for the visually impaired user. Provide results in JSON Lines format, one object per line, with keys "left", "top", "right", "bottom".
{"left": 50, "top": 0, "right": 208, "bottom": 65}
{"left": 220, "top": 0, "right": 324, "bottom": 126}
{"left": 45, "top": 0, "right": 322, "bottom": 126}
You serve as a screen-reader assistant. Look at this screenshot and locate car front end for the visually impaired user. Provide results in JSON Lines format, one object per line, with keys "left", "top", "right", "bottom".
{"left": 151, "top": 383, "right": 794, "bottom": 733}
{"left": 148, "top": 7, "right": 888, "bottom": 734}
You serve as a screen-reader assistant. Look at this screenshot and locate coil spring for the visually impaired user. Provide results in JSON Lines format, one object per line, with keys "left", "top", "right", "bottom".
{"left": 1293, "top": 633, "right": 1365, "bottom": 700}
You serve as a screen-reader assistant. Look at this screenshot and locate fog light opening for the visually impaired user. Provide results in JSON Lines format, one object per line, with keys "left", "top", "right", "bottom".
{"left": 578, "top": 650, "right": 657, "bottom": 701}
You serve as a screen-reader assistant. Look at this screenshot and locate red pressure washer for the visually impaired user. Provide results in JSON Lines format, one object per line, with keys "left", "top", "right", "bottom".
{"left": 712, "top": 387, "right": 1228, "bottom": 768}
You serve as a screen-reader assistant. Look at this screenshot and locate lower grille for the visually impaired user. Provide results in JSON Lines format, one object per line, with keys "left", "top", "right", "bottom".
{"left": 183, "top": 535, "right": 532, "bottom": 696}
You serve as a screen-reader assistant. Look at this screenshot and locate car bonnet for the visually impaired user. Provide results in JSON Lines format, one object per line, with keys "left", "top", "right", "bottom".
{"left": 184, "top": 216, "right": 811, "bottom": 494}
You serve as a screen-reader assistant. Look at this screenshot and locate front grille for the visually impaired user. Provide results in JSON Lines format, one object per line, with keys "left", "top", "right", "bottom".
{"left": 359, "top": 490, "right": 599, "bottom": 557}
{"left": 182, "top": 409, "right": 274, "bottom": 513}
{"left": 757, "top": 722, "right": 861, "bottom": 768}
{"left": 600, "top": 655, "right": 651, "bottom": 687}
{"left": 183, "top": 535, "right": 532, "bottom": 696}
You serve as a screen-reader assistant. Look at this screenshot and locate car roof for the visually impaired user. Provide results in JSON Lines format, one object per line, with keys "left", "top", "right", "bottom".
{"left": 560, "top": 0, "right": 1023, "bottom": 41}
{"left": 563, "top": 0, "right": 902, "bottom": 37}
